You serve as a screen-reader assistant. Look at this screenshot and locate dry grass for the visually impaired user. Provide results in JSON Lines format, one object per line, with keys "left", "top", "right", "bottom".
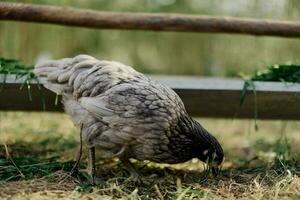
{"left": 0, "top": 112, "right": 299, "bottom": 200}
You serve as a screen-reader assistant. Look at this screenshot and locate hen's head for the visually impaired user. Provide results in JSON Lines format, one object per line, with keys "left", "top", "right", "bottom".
{"left": 188, "top": 118, "right": 224, "bottom": 176}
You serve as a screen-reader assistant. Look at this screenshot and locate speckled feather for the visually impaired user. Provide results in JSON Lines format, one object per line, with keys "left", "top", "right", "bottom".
{"left": 34, "top": 55, "right": 223, "bottom": 164}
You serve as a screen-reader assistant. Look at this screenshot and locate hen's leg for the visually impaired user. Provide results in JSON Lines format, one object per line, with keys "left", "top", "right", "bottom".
{"left": 88, "top": 147, "right": 97, "bottom": 185}
{"left": 88, "top": 147, "right": 106, "bottom": 185}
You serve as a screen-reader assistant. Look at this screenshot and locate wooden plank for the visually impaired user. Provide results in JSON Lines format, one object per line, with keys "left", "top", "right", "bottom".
{"left": 154, "top": 76, "right": 300, "bottom": 119}
{"left": 1, "top": 2, "right": 300, "bottom": 38}
{"left": 0, "top": 75, "right": 300, "bottom": 119}
{"left": 0, "top": 75, "right": 63, "bottom": 112}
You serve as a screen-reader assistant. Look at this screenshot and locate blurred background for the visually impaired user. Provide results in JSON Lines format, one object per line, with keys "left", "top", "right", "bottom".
{"left": 1, "top": 0, "right": 300, "bottom": 76}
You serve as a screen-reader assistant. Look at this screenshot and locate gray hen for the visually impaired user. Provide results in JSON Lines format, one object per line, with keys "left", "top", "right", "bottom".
{"left": 34, "top": 55, "right": 224, "bottom": 183}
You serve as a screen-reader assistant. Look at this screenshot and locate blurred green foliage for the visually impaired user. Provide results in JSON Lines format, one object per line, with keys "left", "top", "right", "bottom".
{"left": 251, "top": 63, "right": 300, "bottom": 82}
{"left": 0, "top": 0, "right": 300, "bottom": 76}
{"left": 0, "top": 58, "right": 34, "bottom": 77}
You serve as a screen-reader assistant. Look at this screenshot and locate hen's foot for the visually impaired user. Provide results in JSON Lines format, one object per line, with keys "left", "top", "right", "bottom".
{"left": 88, "top": 175, "right": 106, "bottom": 185}
{"left": 120, "top": 157, "right": 143, "bottom": 184}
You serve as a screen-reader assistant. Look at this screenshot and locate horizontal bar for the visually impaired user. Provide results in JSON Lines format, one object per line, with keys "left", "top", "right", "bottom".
{"left": 1, "top": 2, "right": 300, "bottom": 37}
{"left": 1, "top": 75, "right": 300, "bottom": 120}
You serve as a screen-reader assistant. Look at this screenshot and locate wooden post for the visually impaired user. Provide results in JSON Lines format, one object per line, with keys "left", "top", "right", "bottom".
{"left": 1, "top": 2, "right": 300, "bottom": 37}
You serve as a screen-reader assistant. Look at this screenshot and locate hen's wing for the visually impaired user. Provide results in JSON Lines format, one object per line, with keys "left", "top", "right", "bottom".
{"left": 78, "top": 79, "right": 187, "bottom": 161}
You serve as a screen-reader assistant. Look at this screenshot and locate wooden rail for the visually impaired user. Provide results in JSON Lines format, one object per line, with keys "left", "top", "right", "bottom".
{"left": 1, "top": 75, "right": 300, "bottom": 119}
{"left": 1, "top": 2, "right": 300, "bottom": 37}
{"left": 1, "top": 3, "right": 300, "bottom": 120}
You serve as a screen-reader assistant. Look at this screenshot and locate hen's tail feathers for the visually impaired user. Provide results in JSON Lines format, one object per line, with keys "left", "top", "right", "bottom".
{"left": 34, "top": 55, "right": 97, "bottom": 95}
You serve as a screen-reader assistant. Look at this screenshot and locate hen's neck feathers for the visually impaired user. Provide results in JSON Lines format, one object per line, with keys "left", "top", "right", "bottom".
{"left": 168, "top": 114, "right": 222, "bottom": 162}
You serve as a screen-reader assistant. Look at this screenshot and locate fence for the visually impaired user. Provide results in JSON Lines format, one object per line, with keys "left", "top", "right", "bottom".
{"left": 0, "top": 2, "right": 300, "bottom": 120}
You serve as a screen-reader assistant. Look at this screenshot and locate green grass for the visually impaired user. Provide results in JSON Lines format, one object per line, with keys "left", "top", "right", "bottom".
{"left": 0, "top": 113, "right": 299, "bottom": 199}
{"left": 0, "top": 138, "right": 79, "bottom": 182}
{"left": 1, "top": 136, "right": 299, "bottom": 199}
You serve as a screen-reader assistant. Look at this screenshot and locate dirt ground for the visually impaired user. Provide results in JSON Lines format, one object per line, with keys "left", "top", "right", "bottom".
{"left": 0, "top": 112, "right": 299, "bottom": 199}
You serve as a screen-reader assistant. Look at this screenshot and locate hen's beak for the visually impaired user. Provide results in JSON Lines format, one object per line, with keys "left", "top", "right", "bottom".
{"left": 211, "top": 161, "right": 224, "bottom": 177}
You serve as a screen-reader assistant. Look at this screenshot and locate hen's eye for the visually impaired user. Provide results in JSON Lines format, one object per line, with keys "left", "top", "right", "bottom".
{"left": 202, "top": 149, "right": 209, "bottom": 156}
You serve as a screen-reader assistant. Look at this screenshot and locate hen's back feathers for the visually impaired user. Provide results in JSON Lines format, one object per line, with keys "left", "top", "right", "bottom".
{"left": 34, "top": 55, "right": 143, "bottom": 97}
